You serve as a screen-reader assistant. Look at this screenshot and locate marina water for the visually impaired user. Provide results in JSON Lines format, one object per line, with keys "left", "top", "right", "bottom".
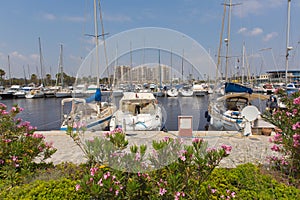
{"left": 1, "top": 95, "right": 210, "bottom": 131}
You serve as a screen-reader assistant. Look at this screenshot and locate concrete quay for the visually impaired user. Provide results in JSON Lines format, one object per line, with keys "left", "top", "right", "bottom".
{"left": 37, "top": 130, "right": 277, "bottom": 168}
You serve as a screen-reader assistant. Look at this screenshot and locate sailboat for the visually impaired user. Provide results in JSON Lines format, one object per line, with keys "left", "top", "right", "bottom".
{"left": 166, "top": 50, "right": 179, "bottom": 97}
{"left": 153, "top": 49, "right": 165, "bottom": 97}
{"left": 25, "top": 37, "right": 45, "bottom": 99}
{"left": 60, "top": 0, "right": 115, "bottom": 131}
{"left": 55, "top": 44, "right": 72, "bottom": 98}
{"left": 206, "top": 1, "right": 268, "bottom": 132}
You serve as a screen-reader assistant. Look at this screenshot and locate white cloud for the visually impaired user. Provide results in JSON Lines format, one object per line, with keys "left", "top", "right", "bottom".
{"left": 263, "top": 32, "right": 278, "bottom": 42}
{"left": 10, "top": 51, "right": 27, "bottom": 61}
{"left": 249, "top": 27, "right": 263, "bottom": 36}
{"left": 43, "top": 13, "right": 56, "bottom": 21}
{"left": 30, "top": 54, "right": 39, "bottom": 61}
{"left": 238, "top": 27, "right": 247, "bottom": 34}
{"left": 237, "top": 27, "right": 263, "bottom": 36}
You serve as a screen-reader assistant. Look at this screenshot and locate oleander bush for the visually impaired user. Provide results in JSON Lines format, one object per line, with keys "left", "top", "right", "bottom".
{"left": 0, "top": 103, "right": 57, "bottom": 187}
{"left": 263, "top": 90, "right": 300, "bottom": 186}
{"left": 1, "top": 163, "right": 299, "bottom": 199}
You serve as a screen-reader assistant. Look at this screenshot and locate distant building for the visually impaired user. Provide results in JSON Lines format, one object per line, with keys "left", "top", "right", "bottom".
{"left": 266, "top": 70, "right": 300, "bottom": 83}
{"left": 114, "top": 64, "right": 171, "bottom": 84}
{"left": 255, "top": 74, "right": 269, "bottom": 84}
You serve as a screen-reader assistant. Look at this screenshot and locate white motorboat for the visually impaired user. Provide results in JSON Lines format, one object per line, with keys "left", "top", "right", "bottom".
{"left": 25, "top": 87, "right": 44, "bottom": 99}
{"left": 55, "top": 88, "right": 72, "bottom": 98}
{"left": 179, "top": 85, "right": 193, "bottom": 97}
{"left": 192, "top": 84, "right": 206, "bottom": 96}
{"left": 109, "top": 92, "right": 163, "bottom": 131}
{"left": 167, "top": 87, "right": 178, "bottom": 97}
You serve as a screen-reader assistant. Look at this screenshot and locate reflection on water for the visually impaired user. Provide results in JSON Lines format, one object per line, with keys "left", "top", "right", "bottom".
{"left": 1, "top": 95, "right": 210, "bottom": 131}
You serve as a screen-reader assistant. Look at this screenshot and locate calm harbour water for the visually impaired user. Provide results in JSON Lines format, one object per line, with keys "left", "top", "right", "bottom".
{"left": 1, "top": 95, "right": 210, "bottom": 131}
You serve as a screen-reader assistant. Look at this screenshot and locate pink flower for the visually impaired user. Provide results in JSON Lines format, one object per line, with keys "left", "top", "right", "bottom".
{"left": 159, "top": 188, "right": 167, "bottom": 196}
{"left": 211, "top": 189, "right": 217, "bottom": 193}
{"left": 12, "top": 156, "right": 18, "bottom": 162}
{"left": 231, "top": 191, "right": 236, "bottom": 198}
{"left": 293, "top": 134, "right": 300, "bottom": 147}
{"left": 75, "top": 184, "right": 81, "bottom": 191}
{"left": 97, "top": 178, "right": 103, "bottom": 186}
{"left": 221, "top": 144, "right": 232, "bottom": 155}
{"left": 206, "top": 147, "right": 217, "bottom": 153}
{"left": 293, "top": 97, "right": 300, "bottom": 105}
{"left": 103, "top": 172, "right": 110, "bottom": 180}
{"left": 163, "top": 136, "right": 170, "bottom": 142}
{"left": 3, "top": 139, "right": 12, "bottom": 143}
{"left": 180, "top": 155, "right": 186, "bottom": 161}
{"left": 292, "top": 122, "right": 300, "bottom": 130}
{"left": 11, "top": 107, "right": 17, "bottom": 112}
{"left": 90, "top": 167, "right": 98, "bottom": 176}
{"left": 192, "top": 137, "right": 203, "bottom": 143}
{"left": 271, "top": 144, "right": 280, "bottom": 152}
{"left": 115, "top": 190, "right": 119, "bottom": 196}
{"left": 135, "top": 152, "right": 141, "bottom": 161}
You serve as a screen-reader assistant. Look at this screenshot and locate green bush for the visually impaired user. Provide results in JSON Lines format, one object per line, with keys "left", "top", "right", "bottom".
{"left": 203, "top": 163, "right": 300, "bottom": 199}
{"left": 0, "top": 178, "right": 89, "bottom": 200}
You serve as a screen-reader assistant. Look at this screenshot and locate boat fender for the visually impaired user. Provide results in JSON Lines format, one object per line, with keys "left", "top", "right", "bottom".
{"left": 204, "top": 111, "right": 208, "bottom": 118}
{"left": 206, "top": 115, "right": 211, "bottom": 122}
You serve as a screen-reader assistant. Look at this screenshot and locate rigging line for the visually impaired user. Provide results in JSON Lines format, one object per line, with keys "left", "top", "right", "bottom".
{"left": 215, "top": 1, "right": 227, "bottom": 85}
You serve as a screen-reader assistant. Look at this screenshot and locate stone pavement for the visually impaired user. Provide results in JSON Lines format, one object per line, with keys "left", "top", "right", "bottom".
{"left": 37, "top": 130, "right": 277, "bottom": 168}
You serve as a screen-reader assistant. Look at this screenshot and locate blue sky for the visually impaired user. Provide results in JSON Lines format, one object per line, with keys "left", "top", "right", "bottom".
{"left": 1, "top": 0, "right": 300, "bottom": 79}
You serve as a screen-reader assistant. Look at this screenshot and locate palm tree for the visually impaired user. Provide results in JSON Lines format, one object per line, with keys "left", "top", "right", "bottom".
{"left": 30, "top": 74, "right": 38, "bottom": 85}
{"left": 0, "top": 69, "right": 5, "bottom": 85}
{"left": 45, "top": 73, "right": 52, "bottom": 86}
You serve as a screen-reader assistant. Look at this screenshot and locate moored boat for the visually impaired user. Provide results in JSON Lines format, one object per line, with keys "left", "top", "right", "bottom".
{"left": 109, "top": 92, "right": 163, "bottom": 131}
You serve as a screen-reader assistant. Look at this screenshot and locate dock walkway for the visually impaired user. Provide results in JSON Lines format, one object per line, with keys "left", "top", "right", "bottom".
{"left": 38, "top": 130, "right": 277, "bottom": 168}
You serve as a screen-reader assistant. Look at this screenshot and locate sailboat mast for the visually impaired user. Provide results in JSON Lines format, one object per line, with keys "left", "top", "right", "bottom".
{"left": 181, "top": 49, "right": 184, "bottom": 82}
{"left": 7, "top": 55, "right": 11, "bottom": 86}
{"left": 224, "top": 0, "right": 232, "bottom": 82}
{"left": 98, "top": 0, "right": 110, "bottom": 86}
{"left": 216, "top": 2, "right": 226, "bottom": 82}
{"left": 93, "top": 0, "right": 100, "bottom": 89}
{"left": 285, "top": 0, "right": 291, "bottom": 85}
{"left": 170, "top": 49, "right": 173, "bottom": 86}
{"left": 38, "top": 37, "right": 44, "bottom": 86}
{"left": 59, "top": 44, "right": 64, "bottom": 88}
{"left": 159, "top": 49, "right": 162, "bottom": 89}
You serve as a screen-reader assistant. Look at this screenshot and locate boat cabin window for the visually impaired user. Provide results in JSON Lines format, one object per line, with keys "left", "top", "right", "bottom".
{"left": 225, "top": 97, "right": 248, "bottom": 111}
{"left": 121, "top": 100, "right": 155, "bottom": 115}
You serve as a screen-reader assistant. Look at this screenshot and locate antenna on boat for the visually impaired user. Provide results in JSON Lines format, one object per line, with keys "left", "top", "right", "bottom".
{"left": 241, "top": 105, "right": 260, "bottom": 136}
